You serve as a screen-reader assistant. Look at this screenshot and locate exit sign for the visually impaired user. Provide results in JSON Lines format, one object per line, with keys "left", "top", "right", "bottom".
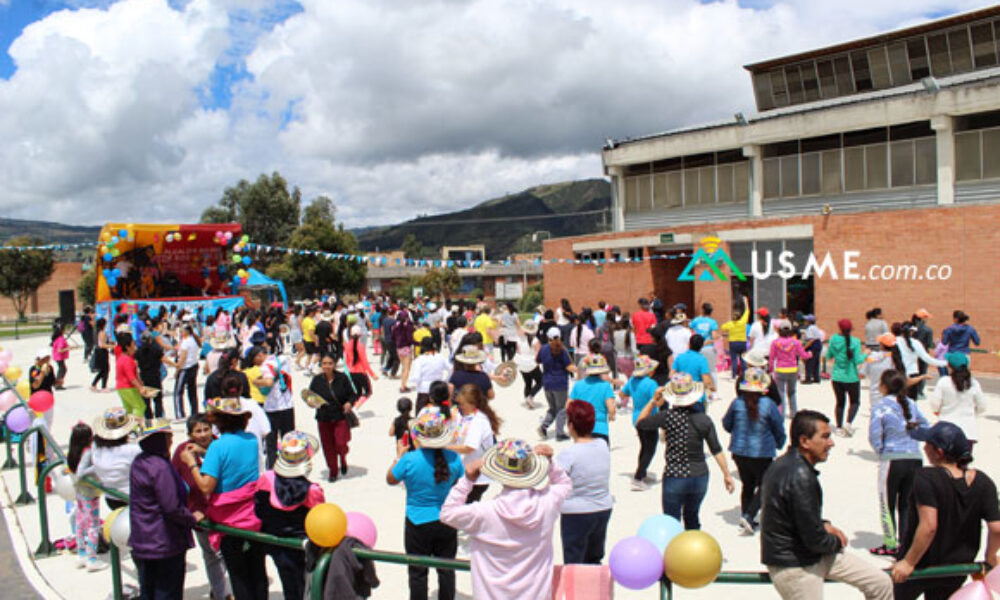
{"left": 659, "top": 233, "right": 674, "bottom": 244}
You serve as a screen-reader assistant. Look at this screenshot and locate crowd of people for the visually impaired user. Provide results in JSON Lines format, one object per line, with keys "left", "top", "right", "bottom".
{"left": 25, "top": 291, "right": 998, "bottom": 599}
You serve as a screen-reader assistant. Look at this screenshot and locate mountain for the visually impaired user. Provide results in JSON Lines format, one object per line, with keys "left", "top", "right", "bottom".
{"left": 0, "top": 218, "right": 102, "bottom": 245}
{"left": 356, "top": 178, "right": 611, "bottom": 258}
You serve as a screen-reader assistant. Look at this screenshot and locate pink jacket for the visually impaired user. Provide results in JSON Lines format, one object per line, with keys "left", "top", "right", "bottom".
{"left": 204, "top": 480, "right": 261, "bottom": 550}
{"left": 768, "top": 337, "right": 811, "bottom": 373}
{"left": 439, "top": 463, "right": 572, "bottom": 600}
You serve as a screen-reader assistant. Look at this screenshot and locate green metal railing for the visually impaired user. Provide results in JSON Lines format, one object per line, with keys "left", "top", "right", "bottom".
{"left": 0, "top": 375, "right": 991, "bottom": 600}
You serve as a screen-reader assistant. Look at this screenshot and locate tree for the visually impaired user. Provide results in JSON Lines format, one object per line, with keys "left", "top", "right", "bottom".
{"left": 200, "top": 172, "right": 302, "bottom": 251}
{"left": 519, "top": 281, "right": 544, "bottom": 313}
{"left": 401, "top": 233, "right": 424, "bottom": 259}
{"left": 302, "top": 196, "right": 336, "bottom": 225}
{"left": 266, "top": 204, "right": 366, "bottom": 297}
{"left": 0, "top": 236, "right": 56, "bottom": 320}
{"left": 418, "top": 267, "right": 461, "bottom": 299}
{"left": 77, "top": 268, "right": 96, "bottom": 307}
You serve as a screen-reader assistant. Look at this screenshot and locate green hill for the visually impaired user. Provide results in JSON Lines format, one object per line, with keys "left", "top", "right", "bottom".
{"left": 0, "top": 218, "right": 101, "bottom": 245}
{"left": 356, "top": 179, "right": 611, "bottom": 258}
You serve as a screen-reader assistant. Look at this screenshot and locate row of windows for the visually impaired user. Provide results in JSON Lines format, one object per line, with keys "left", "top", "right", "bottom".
{"left": 623, "top": 162, "right": 751, "bottom": 213}
{"left": 753, "top": 18, "right": 1000, "bottom": 110}
{"left": 573, "top": 248, "right": 645, "bottom": 262}
{"left": 955, "top": 127, "right": 1000, "bottom": 181}
{"left": 762, "top": 137, "right": 937, "bottom": 199}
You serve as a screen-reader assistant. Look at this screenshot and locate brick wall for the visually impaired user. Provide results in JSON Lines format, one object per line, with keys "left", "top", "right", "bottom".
{"left": 543, "top": 205, "right": 1000, "bottom": 372}
{"left": 0, "top": 262, "right": 86, "bottom": 321}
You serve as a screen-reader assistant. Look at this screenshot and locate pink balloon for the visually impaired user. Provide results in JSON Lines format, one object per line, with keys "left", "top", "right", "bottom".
{"left": 0, "top": 391, "right": 16, "bottom": 412}
{"left": 985, "top": 566, "right": 1000, "bottom": 594}
{"left": 28, "top": 390, "right": 54, "bottom": 413}
{"left": 951, "top": 581, "right": 993, "bottom": 600}
{"left": 5, "top": 406, "right": 31, "bottom": 434}
{"left": 0, "top": 350, "right": 13, "bottom": 363}
{"left": 344, "top": 512, "right": 377, "bottom": 548}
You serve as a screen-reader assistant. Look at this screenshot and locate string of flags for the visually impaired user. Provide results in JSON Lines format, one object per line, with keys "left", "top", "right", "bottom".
{"left": 245, "top": 243, "right": 693, "bottom": 268}
{"left": 0, "top": 242, "right": 100, "bottom": 252}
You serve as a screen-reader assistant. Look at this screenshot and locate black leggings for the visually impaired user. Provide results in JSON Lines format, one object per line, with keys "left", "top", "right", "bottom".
{"left": 893, "top": 577, "right": 965, "bottom": 600}
{"left": 91, "top": 367, "right": 109, "bottom": 389}
{"left": 832, "top": 380, "right": 861, "bottom": 427}
{"left": 55, "top": 360, "right": 67, "bottom": 382}
{"left": 404, "top": 519, "right": 457, "bottom": 600}
{"left": 521, "top": 368, "right": 543, "bottom": 399}
{"left": 733, "top": 455, "right": 773, "bottom": 521}
{"left": 883, "top": 458, "right": 922, "bottom": 547}
{"left": 350, "top": 372, "right": 372, "bottom": 398}
{"left": 634, "top": 427, "right": 658, "bottom": 481}
{"left": 265, "top": 408, "right": 296, "bottom": 469}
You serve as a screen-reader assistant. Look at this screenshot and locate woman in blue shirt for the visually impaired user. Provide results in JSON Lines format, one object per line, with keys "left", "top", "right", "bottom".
{"left": 620, "top": 356, "right": 660, "bottom": 491}
{"left": 536, "top": 328, "right": 576, "bottom": 441}
{"left": 387, "top": 408, "right": 464, "bottom": 600}
{"left": 568, "top": 355, "right": 616, "bottom": 444}
{"left": 722, "top": 367, "right": 786, "bottom": 534}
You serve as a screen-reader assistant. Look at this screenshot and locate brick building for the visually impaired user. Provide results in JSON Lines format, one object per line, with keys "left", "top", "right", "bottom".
{"left": 0, "top": 262, "right": 88, "bottom": 321}
{"left": 543, "top": 7, "right": 1000, "bottom": 372}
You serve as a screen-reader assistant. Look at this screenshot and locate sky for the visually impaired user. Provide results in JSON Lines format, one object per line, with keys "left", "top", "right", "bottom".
{"left": 0, "top": 0, "right": 991, "bottom": 228}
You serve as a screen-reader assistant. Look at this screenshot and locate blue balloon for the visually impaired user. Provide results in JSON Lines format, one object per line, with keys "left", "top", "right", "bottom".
{"left": 102, "top": 269, "right": 111, "bottom": 277}
{"left": 106, "top": 277, "right": 117, "bottom": 287}
{"left": 637, "top": 514, "right": 684, "bottom": 554}
{"left": 118, "top": 229, "right": 128, "bottom": 238}
{"left": 110, "top": 236, "right": 119, "bottom": 245}
{"left": 242, "top": 256, "right": 251, "bottom": 265}
{"left": 103, "top": 252, "right": 113, "bottom": 262}
{"left": 112, "top": 268, "right": 122, "bottom": 277}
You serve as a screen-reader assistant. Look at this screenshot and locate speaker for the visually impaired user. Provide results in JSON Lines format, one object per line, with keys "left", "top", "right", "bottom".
{"left": 58, "top": 290, "right": 75, "bottom": 327}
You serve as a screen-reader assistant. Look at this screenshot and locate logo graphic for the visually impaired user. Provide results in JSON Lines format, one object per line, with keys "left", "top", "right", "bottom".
{"left": 678, "top": 237, "right": 747, "bottom": 282}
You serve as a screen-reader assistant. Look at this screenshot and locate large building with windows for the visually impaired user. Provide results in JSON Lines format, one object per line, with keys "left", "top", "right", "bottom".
{"left": 543, "top": 6, "right": 1000, "bottom": 371}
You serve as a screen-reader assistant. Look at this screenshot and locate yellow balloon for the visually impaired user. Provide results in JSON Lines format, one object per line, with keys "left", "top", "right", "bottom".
{"left": 103, "top": 507, "right": 126, "bottom": 544}
{"left": 663, "top": 530, "right": 723, "bottom": 589}
{"left": 16, "top": 380, "right": 30, "bottom": 398}
{"left": 4, "top": 366, "right": 22, "bottom": 382}
{"left": 305, "top": 503, "right": 347, "bottom": 547}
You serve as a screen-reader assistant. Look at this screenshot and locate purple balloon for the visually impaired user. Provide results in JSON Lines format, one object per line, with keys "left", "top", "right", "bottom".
{"left": 609, "top": 536, "right": 664, "bottom": 590}
{"left": 5, "top": 405, "right": 31, "bottom": 434}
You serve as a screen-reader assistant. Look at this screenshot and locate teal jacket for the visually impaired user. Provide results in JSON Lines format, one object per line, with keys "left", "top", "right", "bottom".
{"left": 827, "top": 334, "right": 865, "bottom": 383}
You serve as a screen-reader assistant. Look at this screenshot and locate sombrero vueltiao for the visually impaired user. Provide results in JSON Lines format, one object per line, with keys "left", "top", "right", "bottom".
{"left": 481, "top": 438, "right": 550, "bottom": 490}
{"left": 300, "top": 389, "right": 328, "bottom": 409}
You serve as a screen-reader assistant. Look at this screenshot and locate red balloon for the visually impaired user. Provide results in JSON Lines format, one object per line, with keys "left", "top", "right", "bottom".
{"left": 28, "top": 390, "right": 54, "bottom": 413}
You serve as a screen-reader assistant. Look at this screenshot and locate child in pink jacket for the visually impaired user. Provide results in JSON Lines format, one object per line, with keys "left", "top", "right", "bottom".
{"left": 768, "top": 325, "right": 812, "bottom": 415}
{"left": 440, "top": 439, "right": 572, "bottom": 600}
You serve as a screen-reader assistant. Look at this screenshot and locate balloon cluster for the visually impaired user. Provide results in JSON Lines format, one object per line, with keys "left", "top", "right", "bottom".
{"left": 164, "top": 231, "right": 180, "bottom": 243}
{"left": 103, "top": 507, "right": 131, "bottom": 549}
{"left": 227, "top": 234, "right": 252, "bottom": 286}
{"left": 102, "top": 267, "right": 123, "bottom": 288}
{"left": 99, "top": 226, "right": 134, "bottom": 263}
{"left": 304, "top": 503, "right": 377, "bottom": 549}
{"left": 609, "top": 515, "right": 722, "bottom": 590}
{"left": 1, "top": 349, "right": 32, "bottom": 433}
{"left": 214, "top": 230, "right": 234, "bottom": 245}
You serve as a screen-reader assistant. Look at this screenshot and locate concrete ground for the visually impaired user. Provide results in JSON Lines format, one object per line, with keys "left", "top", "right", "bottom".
{"left": 1, "top": 332, "right": 998, "bottom": 600}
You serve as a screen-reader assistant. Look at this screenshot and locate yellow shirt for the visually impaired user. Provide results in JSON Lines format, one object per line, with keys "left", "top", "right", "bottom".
{"left": 721, "top": 309, "right": 749, "bottom": 343}
{"left": 244, "top": 366, "right": 265, "bottom": 405}
{"left": 302, "top": 316, "right": 316, "bottom": 343}
{"left": 473, "top": 314, "right": 497, "bottom": 345}
{"left": 413, "top": 327, "right": 431, "bottom": 356}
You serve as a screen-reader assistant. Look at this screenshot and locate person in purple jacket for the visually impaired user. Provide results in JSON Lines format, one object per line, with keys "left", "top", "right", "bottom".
{"left": 129, "top": 419, "right": 203, "bottom": 600}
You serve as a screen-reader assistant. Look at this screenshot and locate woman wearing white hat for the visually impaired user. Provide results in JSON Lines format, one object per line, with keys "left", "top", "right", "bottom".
{"left": 514, "top": 320, "right": 543, "bottom": 409}
{"left": 387, "top": 408, "right": 465, "bottom": 600}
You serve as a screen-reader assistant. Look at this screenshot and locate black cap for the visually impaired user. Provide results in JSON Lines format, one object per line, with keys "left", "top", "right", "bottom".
{"left": 909, "top": 421, "right": 971, "bottom": 460}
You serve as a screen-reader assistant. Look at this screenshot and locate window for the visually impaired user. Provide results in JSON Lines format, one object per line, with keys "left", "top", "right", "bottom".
{"left": 734, "top": 162, "right": 750, "bottom": 203}
{"left": 667, "top": 172, "right": 683, "bottom": 207}
{"left": 844, "top": 147, "right": 865, "bottom": 191}
{"left": 887, "top": 42, "right": 910, "bottom": 85}
{"left": 699, "top": 167, "right": 716, "bottom": 204}
{"left": 652, "top": 173, "right": 676, "bottom": 210}
{"left": 801, "top": 153, "right": 821, "bottom": 195}
{"left": 865, "top": 144, "right": 888, "bottom": 189}
{"left": 753, "top": 74, "right": 775, "bottom": 111}
{"left": 785, "top": 65, "right": 805, "bottom": 104}
{"left": 955, "top": 131, "right": 981, "bottom": 181}
{"left": 684, "top": 170, "right": 699, "bottom": 205}
{"left": 716, "top": 164, "right": 734, "bottom": 204}
{"left": 636, "top": 175, "right": 652, "bottom": 212}
{"left": 851, "top": 51, "right": 872, "bottom": 91}
{"left": 928, "top": 34, "right": 952, "bottom": 76}
{"left": 763, "top": 159, "right": 780, "bottom": 199}
{"left": 628, "top": 248, "right": 644, "bottom": 261}
{"left": 891, "top": 140, "right": 915, "bottom": 187}
{"left": 817, "top": 60, "right": 836, "bottom": 98}
{"left": 949, "top": 28, "right": 973, "bottom": 73}
{"left": 800, "top": 63, "right": 820, "bottom": 101}
{"left": 822, "top": 150, "right": 842, "bottom": 194}
{"left": 867, "top": 47, "right": 891, "bottom": 89}
{"left": 914, "top": 138, "right": 936, "bottom": 185}
{"left": 780, "top": 156, "right": 799, "bottom": 197}
{"left": 908, "top": 38, "right": 931, "bottom": 79}
{"left": 834, "top": 56, "right": 854, "bottom": 95}
{"left": 770, "top": 70, "right": 788, "bottom": 107}
{"left": 971, "top": 23, "right": 997, "bottom": 68}
{"left": 983, "top": 129, "right": 1000, "bottom": 179}
{"left": 574, "top": 251, "right": 604, "bottom": 262}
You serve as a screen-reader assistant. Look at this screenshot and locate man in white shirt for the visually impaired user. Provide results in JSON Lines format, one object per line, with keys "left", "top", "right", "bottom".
{"left": 410, "top": 338, "right": 453, "bottom": 407}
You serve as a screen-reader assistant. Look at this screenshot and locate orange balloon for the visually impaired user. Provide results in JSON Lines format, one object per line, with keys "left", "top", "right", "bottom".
{"left": 305, "top": 503, "right": 347, "bottom": 547}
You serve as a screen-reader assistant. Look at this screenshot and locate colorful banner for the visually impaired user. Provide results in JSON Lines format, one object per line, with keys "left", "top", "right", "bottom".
{"left": 95, "top": 296, "right": 246, "bottom": 334}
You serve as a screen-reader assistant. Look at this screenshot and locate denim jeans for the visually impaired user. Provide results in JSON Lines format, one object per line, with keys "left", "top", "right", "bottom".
{"left": 560, "top": 509, "right": 612, "bottom": 565}
{"left": 728, "top": 341, "right": 747, "bottom": 378}
{"left": 661, "top": 474, "right": 709, "bottom": 530}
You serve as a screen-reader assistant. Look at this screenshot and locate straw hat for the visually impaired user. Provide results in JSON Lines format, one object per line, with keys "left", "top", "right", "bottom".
{"left": 481, "top": 439, "right": 550, "bottom": 490}
{"left": 660, "top": 372, "right": 704, "bottom": 408}
{"left": 632, "top": 355, "right": 659, "bottom": 377}
{"left": 140, "top": 387, "right": 160, "bottom": 399}
{"left": 521, "top": 320, "right": 539, "bottom": 335}
{"left": 582, "top": 354, "right": 610, "bottom": 376}
{"left": 454, "top": 347, "right": 487, "bottom": 365}
{"left": 136, "top": 418, "right": 173, "bottom": 442}
{"left": 876, "top": 332, "right": 897, "bottom": 347}
{"left": 93, "top": 407, "right": 138, "bottom": 441}
{"left": 300, "top": 389, "right": 328, "bottom": 409}
{"left": 409, "top": 408, "right": 456, "bottom": 449}
{"left": 493, "top": 361, "right": 517, "bottom": 388}
{"left": 670, "top": 313, "right": 688, "bottom": 325}
{"left": 274, "top": 431, "right": 319, "bottom": 478}
{"left": 206, "top": 396, "right": 251, "bottom": 416}
{"left": 741, "top": 349, "right": 768, "bottom": 368}
{"left": 208, "top": 335, "right": 232, "bottom": 350}
{"left": 739, "top": 367, "right": 772, "bottom": 393}
{"left": 320, "top": 310, "right": 333, "bottom": 321}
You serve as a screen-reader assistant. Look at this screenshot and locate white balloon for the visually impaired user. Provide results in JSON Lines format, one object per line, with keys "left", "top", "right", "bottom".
{"left": 54, "top": 470, "right": 76, "bottom": 502}
{"left": 110, "top": 507, "right": 131, "bottom": 549}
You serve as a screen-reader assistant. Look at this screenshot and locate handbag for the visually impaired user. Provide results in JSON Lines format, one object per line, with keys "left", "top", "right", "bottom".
{"left": 340, "top": 362, "right": 361, "bottom": 429}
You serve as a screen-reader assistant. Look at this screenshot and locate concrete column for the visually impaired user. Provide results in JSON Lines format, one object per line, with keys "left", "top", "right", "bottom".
{"left": 608, "top": 166, "right": 626, "bottom": 231}
{"left": 931, "top": 115, "right": 955, "bottom": 205}
{"left": 743, "top": 144, "right": 763, "bottom": 217}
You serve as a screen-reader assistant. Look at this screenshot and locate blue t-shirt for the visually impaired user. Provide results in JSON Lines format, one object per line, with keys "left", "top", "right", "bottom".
{"left": 623, "top": 375, "right": 659, "bottom": 425}
{"left": 593, "top": 310, "right": 607, "bottom": 330}
{"left": 200, "top": 431, "right": 260, "bottom": 494}
{"left": 689, "top": 316, "right": 718, "bottom": 340}
{"left": 131, "top": 317, "right": 147, "bottom": 341}
{"left": 569, "top": 376, "right": 614, "bottom": 436}
{"left": 537, "top": 344, "right": 572, "bottom": 391}
{"left": 672, "top": 350, "right": 710, "bottom": 403}
{"left": 391, "top": 449, "right": 464, "bottom": 524}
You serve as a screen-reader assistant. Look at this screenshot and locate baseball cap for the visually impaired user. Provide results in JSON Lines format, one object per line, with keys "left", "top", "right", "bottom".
{"left": 909, "top": 421, "right": 971, "bottom": 460}
{"left": 876, "top": 332, "right": 896, "bottom": 347}
{"left": 546, "top": 327, "right": 561, "bottom": 339}
{"left": 915, "top": 308, "right": 933, "bottom": 319}
{"left": 756, "top": 307, "right": 769, "bottom": 317}
{"left": 36, "top": 348, "right": 51, "bottom": 360}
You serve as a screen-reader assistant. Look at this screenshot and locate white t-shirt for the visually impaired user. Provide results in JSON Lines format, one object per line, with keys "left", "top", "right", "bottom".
{"left": 263, "top": 356, "right": 294, "bottom": 412}
{"left": 514, "top": 336, "right": 539, "bottom": 372}
{"left": 179, "top": 336, "right": 201, "bottom": 369}
{"left": 665, "top": 325, "right": 692, "bottom": 357}
{"left": 929, "top": 376, "right": 986, "bottom": 441}
{"left": 449, "top": 329, "right": 466, "bottom": 357}
{"left": 239, "top": 398, "right": 271, "bottom": 472}
{"left": 411, "top": 352, "right": 453, "bottom": 394}
{"left": 92, "top": 443, "right": 142, "bottom": 496}
{"left": 459, "top": 411, "right": 495, "bottom": 485}
{"left": 749, "top": 321, "right": 777, "bottom": 354}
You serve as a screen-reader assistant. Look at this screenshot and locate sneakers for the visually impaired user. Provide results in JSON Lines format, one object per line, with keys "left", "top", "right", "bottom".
{"left": 555, "top": 435, "right": 570, "bottom": 442}
{"left": 524, "top": 397, "right": 536, "bottom": 409}
{"left": 739, "top": 516, "right": 757, "bottom": 535}
{"left": 834, "top": 427, "right": 847, "bottom": 437}
{"left": 845, "top": 424, "right": 856, "bottom": 437}
{"left": 87, "top": 560, "right": 109, "bottom": 572}
{"left": 630, "top": 479, "right": 649, "bottom": 491}
{"left": 537, "top": 426, "right": 547, "bottom": 441}
{"left": 870, "top": 545, "right": 897, "bottom": 557}
{"left": 76, "top": 556, "right": 87, "bottom": 569}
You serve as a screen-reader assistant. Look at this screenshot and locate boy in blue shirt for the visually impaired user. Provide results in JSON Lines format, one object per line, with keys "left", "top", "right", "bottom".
{"left": 620, "top": 356, "right": 660, "bottom": 491}
{"left": 670, "top": 334, "right": 715, "bottom": 413}
{"left": 569, "top": 355, "right": 616, "bottom": 444}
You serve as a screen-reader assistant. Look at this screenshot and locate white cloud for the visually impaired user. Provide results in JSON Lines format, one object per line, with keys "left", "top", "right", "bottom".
{"left": 0, "top": 0, "right": 993, "bottom": 230}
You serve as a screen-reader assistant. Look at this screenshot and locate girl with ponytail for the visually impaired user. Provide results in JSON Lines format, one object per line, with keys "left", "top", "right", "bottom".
{"left": 828, "top": 319, "right": 866, "bottom": 437}
{"left": 928, "top": 352, "right": 986, "bottom": 444}
{"left": 867, "top": 370, "right": 928, "bottom": 557}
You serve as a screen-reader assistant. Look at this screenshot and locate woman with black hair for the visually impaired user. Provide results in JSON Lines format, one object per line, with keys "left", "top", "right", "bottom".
{"left": 136, "top": 326, "right": 176, "bottom": 420}
{"left": 308, "top": 353, "right": 358, "bottom": 481}
{"left": 892, "top": 321, "right": 946, "bottom": 400}
{"left": 891, "top": 422, "right": 1000, "bottom": 598}
{"left": 928, "top": 352, "right": 986, "bottom": 444}
{"left": 387, "top": 407, "right": 464, "bottom": 600}
{"left": 90, "top": 317, "right": 115, "bottom": 392}
{"left": 864, "top": 308, "right": 889, "bottom": 350}
{"left": 827, "top": 319, "right": 866, "bottom": 437}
